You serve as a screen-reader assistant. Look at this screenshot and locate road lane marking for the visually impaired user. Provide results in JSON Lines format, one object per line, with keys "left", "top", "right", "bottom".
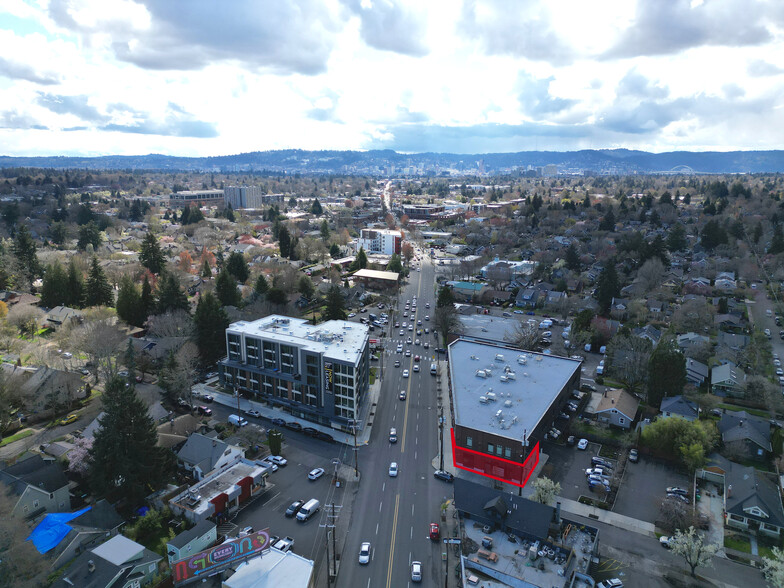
{"left": 376, "top": 522, "right": 379, "bottom": 535}
{"left": 411, "top": 504, "right": 414, "bottom": 516}
{"left": 379, "top": 501, "right": 383, "bottom": 512}
{"left": 385, "top": 494, "right": 400, "bottom": 588}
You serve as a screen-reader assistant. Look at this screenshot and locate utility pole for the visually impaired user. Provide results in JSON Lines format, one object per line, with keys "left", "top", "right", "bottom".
{"left": 320, "top": 503, "right": 342, "bottom": 583}
{"left": 324, "top": 529, "right": 331, "bottom": 585}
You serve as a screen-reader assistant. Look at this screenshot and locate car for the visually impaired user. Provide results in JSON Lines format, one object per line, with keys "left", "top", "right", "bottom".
{"left": 411, "top": 561, "right": 422, "bottom": 582}
{"left": 308, "top": 467, "right": 325, "bottom": 480}
{"left": 777, "top": 368, "right": 784, "bottom": 376}
{"left": 245, "top": 410, "right": 262, "bottom": 418}
{"left": 395, "top": 322, "right": 400, "bottom": 328}
{"left": 197, "top": 406, "right": 212, "bottom": 416}
{"left": 62, "top": 352, "right": 73, "bottom": 359}
{"left": 118, "top": 370, "right": 129, "bottom": 377}
{"left": 285, "top": 500, "right": 305, "bottom": 518}
{"left": 59, "top": 413, "right": 78, "bottom": 425}
{"left": 429, "top": 522, "right": 440, "bottom": 540}
{"left": 629, "top": 449, "right": 638, "bottom": 463}
{"left": 316, "top": 431, "right": 335, "bottom": 443}
{"left": 239, "top": 526, "right": 254, "bottom": 537}
{"left": 414, "top": 339, "right": 420, "bottom": 346}
{"left": 205, "top": 371, "right": 218, "bottom": 379}
{"left": 577, "top": 438, "right": 588, "bottom": 450}
{"left": 588, "top": 480, "right": 611, "bottom": 493}
{"left": 359, "top": 542, "right": 371, "bottom": 564}
{"left": 269, "top": 455, "right": 288, "bottom": 466}
{"left": 597, "top": 579, "right": 623, "bottom": 588}
{"left": 389, "top": 462, "right": 398, "bottom": 476}
{"left": 513, "top": 310, "right": 524, "bottom": 314}
{"left": 360, "top": 307, "right": 367, "bottom": 313}
{"left": 659, "top": 536, "right": 671, "bottom": 548}
{"left": 403, "top": 370, "right": 409, "bottom": 378}
{"left": 285, "top": 421, "right": 303, "bottom": 432}
{"left": 426, "top": 302, "right": 430, "bottom": 308}
{"left": 412, "top": 364, "right": 420, "bottom": 372}
{"left": 177, "top": 397, "right": 190, "bottom": 407}
{"left": 397, "top": 344, "right": 403, "bottom": 353}
{"left": 399, "top": 390, "right": 407, "bottom": 400}
{"left": 405, "top": 349, "right": 411, "bottom": 357}
{"left": 408, "top": 325, "right": 413, "bottom": 331}
{"left": 389, "top": 427, "right": 398, "bottom": 443}
{"left": 667, "top": 487, "right": 689, "bottom": 496}
{"left": 585, "top": 467, "right": 609, "bottom": 477}
{"left": 303, "top": 427, "right": 319, "bottom": 437}
{"left": 591, "top": 456, "right": 614, "bottom": 469}
{"left": 262, "top": 460, "right": 278, "bottom": 473}
{"left": 273, "top": 536, "right": 294, "bottom": 552}
{"left": 80, "top": 368, "right": 90, "bottom": 375}
{"left": 201, "top": 394, "right": 214, "bottom": 403}
{"left": 271, "top": 418, "right": 286, "bottom": 427}
{"left": 423, "top": 342, "right": 430, "bottom": 349}
{"left": 394, "top": 360, "right": 401, "bottom": 367}
{"left": 135, "top": 375, "right": 143, "bottom": 382}
{"left": 399, "top": 329, "right": 405, "bottom": 335}
{"left": 667, "top": 493, "right": 690, "bottom": 504}
{"left": 414, "top": 355, "right": 420, "bottom": 362}
{"left": 348, "top": 312, "right": 356, "bottom": 318}
{"left": 417, "top": 319, "right": 422, "bottom": 326}
{"left": 775, "top": 359, "right": 782, "bottom": 367}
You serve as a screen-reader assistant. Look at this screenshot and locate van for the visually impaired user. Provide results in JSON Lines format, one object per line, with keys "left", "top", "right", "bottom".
{"left": 296, "top": 498, "right": 321, "bottom": 522}
{"left": 369, "top": 313, "right": 378, "bottom": 321}
{"left": 228, "top": 414, "right": 248, "bottom": 427}
{"left": 430, "top": 363, "right": 437, "bottom": 375}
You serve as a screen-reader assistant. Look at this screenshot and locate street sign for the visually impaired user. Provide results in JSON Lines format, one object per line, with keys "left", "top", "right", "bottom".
{"left": 443, "top": 538, "right": 461, "bottom": 544}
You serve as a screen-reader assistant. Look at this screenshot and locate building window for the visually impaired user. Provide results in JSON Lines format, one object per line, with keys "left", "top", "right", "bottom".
{"left": 619, "top": 418, "right": 625, "bottom": 425}
{"left": 466, "top": 437, "right": 472, "bottom": 448}
{"left": 504, "top": 447, "right": 511, "bottom": 458}
{"left": 228, "top": 334, "right": 242, "bottom": 362}
{"left": 246, "top": 338, "right": 260, "bottom": 363}
{"left": 496, "top": 446, "right": 503, "bottom": 456}
{"left": 487, "top": 444, "right": 494, "bottom": 454}
{"left": 280, "top": 344, "right": 295, "bottom": 375}
{"left": 263, "top": 341, "right": 276, "bottom": 370}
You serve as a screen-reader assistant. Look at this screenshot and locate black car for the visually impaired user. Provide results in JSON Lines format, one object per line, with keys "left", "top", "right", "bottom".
{"left": 285, "top": 422, "right": 303, "bottom": 432}
{"left": 303, "top": 427, "right": 319, "bottom": 437}
{"left": 433, "top": 470, "right": 454, "bottom": 482}
{"left": 316, "top": 431, "right": 335, "bottom": 443}
{"left": 201, "top": 394, "right": 214, "bottom": 403}
{"left": 591, "top": 457, "right": 613, "bottom": 470}
{"left": 435, "top": 348, "right": 446, "bottom": 354}
{"left": 271, "top": 418, "right": 286, "bottom": 427}
{"left": 285, "top": 500, "right": 305, "bottom": 518}
{"left": 580, "top": 383, "right": 597, "bottom": 392}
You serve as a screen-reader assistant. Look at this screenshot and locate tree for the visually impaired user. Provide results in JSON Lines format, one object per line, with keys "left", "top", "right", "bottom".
{"left": 50, "top": 220, "right": 69, "bottom": 246}
{"left": 298, "top": 275, "right": 314, "bottom": 298}
{"left": 598, "top": 208, "right": 616, "bottom": 231}
{"left": 140, "top": 231, "right": 166, "bottom": 274}
{"left": 350, "top": 247, "right": 368, "bottom": 271}
{"left": 437, "top": 285, "right": 455, "bottom": 308}
{"left": 216, "top": 268, "right": 242, "bottom": 307}
{"left": 226, "top": 251, "right": 250, "bottom": 283}
{"left": 329, "top": 243, "right": 340, "bottom": 258}
{"left": 89, "top": 376, "right": 175, "bottom": 505}
{"left": 669, "top": 526, "right": 720, "bottom": 578}
{"left": 310, "top": 198, "right": 323, "bottom": 215}
{"left": 700, "top": 219, "right": 728, "bottom": 251}
{"left": 67, "top": 436, "right": 93, "bottom": 476}
{"left": 65, "top": 258, "right": 85, "bottom": 308}
{"left": 531, "top": 476, "right": 561, "bottom": 505}
{"left": 201, "top": 258, "right": 212, "bottom": 278}
{"left": 637, "top": 257, "right": 666, "bottom": 292}
{"left": 156, "top": 272, "right": 189, "bottom": 314}
{"left": 158, "top": 350, "right": 189, "bottom": 405}
{"left": 647, "top": 338, "right": 686, "bottom": 407}
{"left": 6, "top": 304, "right": 44, "bottom": 336}
{"left": 267, "top": 287, "right": 287, "bottom": 305}
{"left": 434, "top": 305, "right": 459, "bottom": 346}
{"left": 387, "top": 253, "right": 403, "bottom": 274}
{"left": 268, "top": 429, "right": 283, "bottom": 456}
{"left": 147, "top": 309, "right": 194, "bottom": 339}
{"left": 40, "top": 261, "right": 68, "bottom": 308}
{"left": 85, "top": 257, "right": 113, "bottom": 307}
{"left": 771, "top": 224, "right": 784, "bottom": 255}
{"left": 595, "top": 262, "right": 620, "bottom": 315}
{"left": 77, "top": 221, "right": 102, "bottom": 251}
{"left": 504, "top": 320, "right": 540, "bottom": 350}
{"left": 606, "top": 334, "right": 652, "bottom": 397}
{"left": 278, "top": 225, "right": 292, "bottom": 258}
{"left": 116, "top": 274, "right": 144, "bottom": 327}
{"left": 641, "top": 417, "right": 717, "bottom": 465}
{"left": 667, "top": 223, "right": 688, "bottom": 252}
{"left": 0, "top": 490, "right": 51, "bottom": 587}
{"left": 565, "top": 244, "right": 581, "bottom": 271}
{"left": 72, "top": 318, "right": 127, "bottom": 382}
{"left": 254, "top": 273, "right": 269, "bottom": 297}
{"left": 323, "top": 285, "right": 346, "bottom": 320}
{"left": 193, "top": 292, "right": 229, "bottom": 366}
{"left": 401, "top": 242, "right": 414, "bottom": 265}
{"left": 762, "top": 547, "right": 784, "bottom": 587}
{"left": 12, "top": 224, "right": 40, "bottom": 283}
{"left": 320, "top": 219, "right": 330, "bottom": 242}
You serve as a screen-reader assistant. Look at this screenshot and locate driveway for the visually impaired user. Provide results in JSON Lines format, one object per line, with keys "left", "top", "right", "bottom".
{"left": 614, "top": 455, "right": 690, "bottom": 524}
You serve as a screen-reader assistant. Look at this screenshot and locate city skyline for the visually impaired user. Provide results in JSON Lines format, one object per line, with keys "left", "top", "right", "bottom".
{"left": 2, "top": 0, "right": 783, "bottom": 157}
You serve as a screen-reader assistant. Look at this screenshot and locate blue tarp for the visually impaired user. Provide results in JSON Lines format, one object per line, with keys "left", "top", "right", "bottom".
{"left": 27, "top": 506, "right": 92, "bottom": 553}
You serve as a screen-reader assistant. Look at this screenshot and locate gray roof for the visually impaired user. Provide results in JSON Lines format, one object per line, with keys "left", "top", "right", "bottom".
{"left": 660, "top": 395, "right": 699, "bottom": 419}
{"left": 726, "top": 465, "right": 784, "bottom": 529}
{"left": 453, "top": 477, "right": 553, "bottom": 539}
{"left": 54, "top": 537, "right": 161, "bottom": 588}
{"left": 72, "top": 499, "right": 124, "bottom": 532}
{"left": 718, "top": 411, "right": 771, "bottom": 451}
{"left": 0, "top": 454, "right": 68, "bottom": 495}
{"left": 177, "top": 433, "right": 232, "bottom": 471}
{"left": 168, "top": 519, "right": 216, "bottom": 550}
{"left": 457, "top": 314, "right": 518, "bottom": 343}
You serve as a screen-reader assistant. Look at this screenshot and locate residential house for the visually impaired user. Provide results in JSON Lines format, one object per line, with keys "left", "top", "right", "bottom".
{"left": 683, "top": 277, "right": 712, "bottom": 296}
{"left": 718, "top": 411, "right": 771, "bottom": 461}
{"left": 647, "top": 298, "right": 666, "bottom": 318}
{"left": 724, "top": 465, "right": 784, "bottom": 538}
{"left": 609, "top": 297, "right": 630, "bottom": 321}
{"left": 515, "top": 288, "right": 538, "bottom": 308}
{"left": 53, "top": 534, "right": 162, "bottom": 588}
{"left": 129, "top": 336, "right": 189, "bottom": 364}
{"left": 0, "top": 455, "right": 70, "bottom": 519}
{"left": 685, "top": 357, "right": 709, "bottom": 386}
{"left": 714, "top": 277, "right": 737, "bottom": 291}
{"left": 591, "top": 316, "right": 623, "bottom": 339}
{"left": 633, "top": 325, "right": 662, "bottom": 347}
{"left": 166, "top": 520, "right": 217, "bottom": 564}
{"left": 677, "top": 332, "right": 710, "bottom": 354}
{"left": 1, "top": 366, "right": 86, "bottom": 416}
{"left": 481, "top": 289, "right": 513, "bottom": 305}
{"left": 711, "top": 362, "right": 746, "bottom": 396}
{"left": 716, "top": 332, "right": 750, "bottom": 353}
{"left": 619, "top": 280, "right": 647, "bottom": 298}
{"left": 177, "top": 433, "right": 245, "bottom": 480}
{"left": 594, "top": 389, "right": 639, "bottom": 429}
{"left": 45, "top": 306, "right": 83, "bottom": 329}
{"left": 156, "top": 414, "right": 205, "bottom": 449}
{"left": 659, "top": 395, "right": 699, "bottom": 421}
{"left": 544, "top": 290, "right": 568, "bottom": 309}
{"left": 715, "top": 314, "right": 743, "bottom": 330}
{"left": 45, "top": 499, "right": 125, "bottom": 569}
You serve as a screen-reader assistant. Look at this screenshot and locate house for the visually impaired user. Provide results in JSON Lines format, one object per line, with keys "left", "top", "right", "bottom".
{"left": 718, "top": 411, "right": 771, "bottom": 460}
{"left": 6, "top": 366, "right": 86, "bottom": 415}
{"left": 129, "top": 336, "right": 189, "bottom": 364}
{"left": 594, "top": 389, "right": 639, "bottom": 429}
{"left": 647, "top": 299, "right": 666, "bottom": 316}
{"left": 156, "top": 414, "right": 206, "bottom": 449}
{"left": 0, "top": 455, "right": 70, "bottom": 519}
{"left": 448, "top": 281, "right": 487, "bottom": 302}
{"left": 515, "top": 288, "right": 539, "bottom": 308}
{"left": 711, "top": 362, "right": 746, "bottom": 396}
{"left": 166, "top": 520, "right": 217, "bottom": 564}
{"left": 659, "top": 395, "right": 699, "bottom": 421}
{"left": 715, "top": 314, "right": 743, "bottom": 329}
{"left": 544, "top": 290, "right": 568, "bottom": 309}
{"left": 633, "top": 325, "right": 662, "bottom": 347}
{"left": 677, "top": 332, "right": 710, "bottom": 353}
{"left": 177, "top": 433, "right": 245, "bottom": 480}
{"left": 685, "top": 357, "right": 709, "bottom": 386}
{"left": 53, "top": 534, "right": 162, "bottom": 588}
{"left": 724, "top": 465, "right": 784, "bottom": 538}
{"left": 45, "top": 306, "right": 83, "bottom": 328}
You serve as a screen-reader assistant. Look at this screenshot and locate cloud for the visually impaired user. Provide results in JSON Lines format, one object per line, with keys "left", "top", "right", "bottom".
{"left": 37, "top": 93, "right": 109, "bottom": 123}
{"left": 604, "top": 0, "right": 772, "bottom": 59}
{"left": 47, "top": 0, "right": 343, "bottom": 75}
{"left": 747, "top": 59, "right": 784, "bottom": 77}
{"left": 0, "top": 110, "right": 48, "bottom": 130}
{"left": 101, "top": 119, "right": 217, "bottom": 138}
{"left": 516, "top": 73, "right": 577, "bottom": 118}
{"left": 458, "top": 0, "right": 573, "bottom": 65}
{"left": 615, "top": 69, "right": 669, "bottom": 100}
{"left": 341, "top": 0, "right": 428, "bottom": 56}
{"left": 0, "top": 57, "right": 61, "bottom": 85}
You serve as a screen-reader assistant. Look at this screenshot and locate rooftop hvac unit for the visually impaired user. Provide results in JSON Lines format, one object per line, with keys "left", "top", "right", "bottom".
{"left": 495, "top": 410, "right": 504, "bottom": 420}
{"left": 476, "top": 370, "right": 488, "bottom": 378}
{"left": 495, "top": 354, "right": 505, "bottom": 362}
{"left": 536, "top": 356, "right": 543, "bottom": 362}
{"left": 518, "top": 355, "right": 527, "bottom": 365}
{"left": 486, "top": 392, "right": 497, "bottom": 402}
{"left": 505, "top": 372, "right": 516, "bottom": 380}
{"left": 500, "top": 375, "right": 509, "bottom": 382}
{"left": 470, "top": 355, "right": 479, "bottom": 360}
{"left": 479, "top": 396, "right": 489, "bottom": 404}
{"left": 504, "top": 400, "right": 513, "bottom": 407}
{"left": 523, "top": 372, "right": 529, "bottom": 377}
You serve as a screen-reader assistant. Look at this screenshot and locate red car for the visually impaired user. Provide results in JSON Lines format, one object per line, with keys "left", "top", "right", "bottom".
{"left": 429, "top": 523, "right": 439, "bottom": 541}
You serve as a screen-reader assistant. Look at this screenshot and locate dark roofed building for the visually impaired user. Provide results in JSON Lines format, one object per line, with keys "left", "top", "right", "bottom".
{"left": 660, "top": 395, "right": 699, "bottom": 421}
{"left": 166, "top": 519, "right": 217, "bottom": 564}
{"left": 0, "top": 455, "right": 70, "bottom": 518}
{"left": 725, "top": 465, "right": 784, "bottom": 538}
{"left": 718, "top": 411, "right": 771, "bottom": 461}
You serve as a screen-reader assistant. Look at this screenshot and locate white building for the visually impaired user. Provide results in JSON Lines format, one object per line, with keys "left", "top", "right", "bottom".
{"left": 356, "top": 228, "right": 402, "bottom": 256}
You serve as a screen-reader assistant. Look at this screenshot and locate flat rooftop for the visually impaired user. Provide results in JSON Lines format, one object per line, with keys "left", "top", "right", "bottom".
{"left": 227, "top": 315, "right": 368, "bottom": 365}
{"left": 353, "top": 268, "right": 399, "bottom": 281}
{"left": 449, "top": 338, "right": 581, "bottom": 442}
{"left": 172, "top": 461, "right": 265, "bottom": 517}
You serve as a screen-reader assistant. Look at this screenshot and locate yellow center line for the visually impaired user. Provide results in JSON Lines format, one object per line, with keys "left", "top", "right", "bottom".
{"left": 400, "top": 271, "right": 424, "bottom": 454}
{"left": 385, "top": 493, "right": 400, "bottom": 588}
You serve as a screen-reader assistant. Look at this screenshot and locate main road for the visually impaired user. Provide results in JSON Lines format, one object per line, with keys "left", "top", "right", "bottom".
{"left": 339, "top": 247, "right": 453, "bottom": 587}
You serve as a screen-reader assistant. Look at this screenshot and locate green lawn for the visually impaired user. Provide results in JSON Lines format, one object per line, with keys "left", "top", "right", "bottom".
{"left": 369, "top": 367, "right": 377, "bottom": 385}
{"left": 724, "top": 534, "right": 751, "bottom": 553}
{"left": 0, "top": 429, "right": 33, "bottom": 447}
{"left": 718, "top": 404, "right": 770, "bottom": 418}
{"left": 759, "top": 544, "right": 777, "bottom": 559}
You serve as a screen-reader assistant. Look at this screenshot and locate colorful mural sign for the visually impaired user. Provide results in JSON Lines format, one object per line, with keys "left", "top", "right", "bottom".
{"left": 173, "top": 529, "right": 270, "bottom": 584}
{"left": 324, "top": 361, "right": 333, "bottom": 393}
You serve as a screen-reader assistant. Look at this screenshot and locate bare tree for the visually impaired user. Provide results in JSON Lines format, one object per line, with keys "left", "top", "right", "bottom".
{"left": 147, "top": 309, "right": 195, "bottom": 339}
{"left": 637, "top": 258, "right": 666, "bottom": 292}
{"left": 606, "top": 334, "right": 652, "bottom": 397}
{"left": 0, "top": 490, "right": 51, "bottom": 587}
{"left": 72, "top": 319, "right": 127, "bottom": 382}
{"left": 434, "top": 305, "right": 459, "bottom": 347}
{"left": 672, "top": 299, "right": 716, "bottom": 333}
{"left": 6, "top": 305, "right": 44, "bottom": 336}
{"left": 504, "top": 320, "right": 540, "bottom": 350}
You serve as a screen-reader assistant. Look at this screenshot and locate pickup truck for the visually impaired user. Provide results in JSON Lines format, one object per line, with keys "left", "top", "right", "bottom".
{"left": 273, "top": 536, "right": 294, "bottom": 552}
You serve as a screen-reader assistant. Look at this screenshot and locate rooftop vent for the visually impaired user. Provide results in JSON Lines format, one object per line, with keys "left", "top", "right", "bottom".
{"left": 495, "top": 354, "right": 505, "bottom": 362}
{"left": 476, "top": 370, "right": 488, "bottom": 378}
{"left": 495, "top": 410, "right": 504, "bottom": 420}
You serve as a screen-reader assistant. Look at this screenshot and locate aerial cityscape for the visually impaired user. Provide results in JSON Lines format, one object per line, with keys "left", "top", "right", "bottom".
{"left": 2, "top": 2, "right": 784, "bottom": 588}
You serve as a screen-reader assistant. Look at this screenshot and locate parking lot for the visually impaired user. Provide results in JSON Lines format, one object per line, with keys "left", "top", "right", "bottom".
{"left": 613, "top": 454, "right": 691, "bottom": 524}
{"left": 543, "top": 440, "right": 616, "bottom": 503}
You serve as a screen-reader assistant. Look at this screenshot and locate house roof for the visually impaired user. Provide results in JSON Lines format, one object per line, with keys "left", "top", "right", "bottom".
{"left": 595, "top": 388, "right": 640, "bottom": 420}
{"left": 453, "top": 477, "right": 553, "bottom": 540}
{"left": 726, "top": 465, "right": 784, "bottom": 529}
{"left": 0, "top": 454, "right": 68, "bottom": 495}
{"left": 685, "top": 358, "right": 709, "bottom": 378}
{"left": 711, "top": 362, "right": 746, "bottom": 387}
{"left": 660, "top": 395, "right": 699, "bottom": 419}
{"left": 177, "top": 433, "right": 234, "bottom": 472}
{"left": 71, "top": 499, "right": 124, "bottom": 532}
{"left": 168, "top": 519, "right": 216, "bottom": 550}
{"left": 718, "top": 411, "right": 771, "bottom": 451}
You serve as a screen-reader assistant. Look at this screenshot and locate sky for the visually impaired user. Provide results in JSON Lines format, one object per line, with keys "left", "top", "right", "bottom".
{"left": 1, "top": 0, "right": 784, "bottom": 157}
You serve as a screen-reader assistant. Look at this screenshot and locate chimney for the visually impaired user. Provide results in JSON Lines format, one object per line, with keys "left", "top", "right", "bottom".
{"left": 727, "top": 484, "right": 733, "bottom": 498}
{"left": 739, "top": 420, "right": 744, "bottom": 427}
{"left": 555, "top": 501, "right": 561, "bottom": 524}
{"left": 87, "top": 560, "right": 96, "bottom": 573}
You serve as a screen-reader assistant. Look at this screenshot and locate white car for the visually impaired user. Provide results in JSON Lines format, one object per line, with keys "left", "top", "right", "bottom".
{"left": 577, "top": 438, "right": 589, "bottom": 450}
{"left": 308, "top": 467, "right": 325, "bottom": 480}
{"left": 348, "top": 312, "right": 356, "bottom": 318}
{"left": 269, "top": 455, "right": 288, "bottom": 466}
{"left": 389, "top": 462, "right": 398, "bottom": 476}
{"left": 411, "top": 560, "right": 422, "bottom": 582}
{"left": 397, "top": 344, "right": 403, "bottom": 353}
{"left": 403, "top": 370, "right": 409, "bottom": 378}
{"left": 359, "top": 542, "right": 371, "bottom": 564}
{"left": 413, "top": 365, "right": 420, "bottom": 372}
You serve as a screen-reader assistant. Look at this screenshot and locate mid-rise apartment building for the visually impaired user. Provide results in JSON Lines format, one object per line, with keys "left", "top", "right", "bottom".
{"left": 219, "top": 316, "right": 369, "bottom": 432}
{"left": 356, "top": 228, "right": 402, "bottom": 255}
{"left": 224, "top": 186, "right": 286, "bottom": 209}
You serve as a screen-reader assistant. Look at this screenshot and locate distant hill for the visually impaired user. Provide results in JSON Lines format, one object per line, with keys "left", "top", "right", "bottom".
{"left": 1, "top": 148, "right": 784, "bottom": 174}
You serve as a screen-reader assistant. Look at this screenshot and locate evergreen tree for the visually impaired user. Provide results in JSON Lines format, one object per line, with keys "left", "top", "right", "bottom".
{"left": 201, "top": 259, "right": 212, "bottom": 278}
{"left": 139, "top": 231, "right": 165, "bottom": 274}
{"left": 50, "top": 221, "right": 69, "bottom": 246}
{"left": 156, "top": 272, "right": 189, "bottom": 314}
{"left": 116, "top": 275, "right": 143, "bottom": 327}
{"left": 40, "top": 262, "right": 68, "bottom": 308}
{"left": 310, "top": 198, "right": 323, "bottom": 215}
{"left": 647, "top": 338, "right": 687, "bottom": 407}
{"left": 753, "top": 222, "right": 763, "bottom": 244}
{"left": 770, "top": 224, "right": 784, "bottom": 255}
{"left": 193, "top": 292, "right": 229, "bottom": 365}
{"left": 437, "top": 285, "right": 455, "bottom": 308}
{"left": 140, "top": 275, "right": 154, "bottom": 321}
{"left": 254, "top": 273, "right": 269, "bottom": 297}
{"left": 12, "top": 224, "right": 40, "bottom": 282}
{"left": 595, "top": 262, "right": 620, "bottom": 315}
{"left": 667, "top": 223, "right": 688, "bottom": 252}
{"left": 123, "top": 339, "right": 136, "bottom": 383}
{"left": 387, "top": 253, "right": 403, "bottom": 273}
{"left": 565, "top": 244, "right": 581, "bottom": 271}
{"left": 278, "top": 225, "right": 291, "bottom": 257}
{"left": 350, "top": 247, "right": 368, "bottom": 271}
{"left": 298, "top": 275, "right": 314, "bottom": 298}
{"left": 226, "top": 251, "right": 250, "bottom": 283}
{"left": 323, "top": 285, "right": 346, "bottom": 320}
{"left": 598, "top": 208, "right": 616, "bottom": 231}
{"left": 700, "top": 219, "right": 728, "bottom": 251}
{"left": 320, "top": 219, "right": 330, "bottom": 242}
{"left": 65, "top": 259, "right": 85, "bottom": 308}
{"left": 88, "top": 376, "right": 174, "bottom": 505}
{"left": 329, "top": 243, "right": 340, "bottom": 258}
{"left": 266, "top": 288, "right": 287, "bottom": 305}
{"left": 179, "top": 206, "right": 190, "bottom": 225}
{"left": 717, "top": 297, "right": 729, "bottom": 314}
{"left": 85, "top": 257, "right": 113, "bottom": 307}
{"left": 288, "top": 236, "right": 299, "bottom": 260}
{"left": 77, "top": 221, "right": 102, "bottom": 251}
{"left": 215, "top": 269, "right": 241, "bottom": 307}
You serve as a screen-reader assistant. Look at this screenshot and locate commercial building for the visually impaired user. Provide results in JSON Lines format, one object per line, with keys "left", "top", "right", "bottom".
{"left": 356, "top": 228, "right": 402, "bottom": 255}
{"left": 401, "top": 203, "right": 445, "bottom": 220}
{"left": 167, "top": 189, "right": 225, "bottom": 208}
{"left": 219, "top": 315, "right": 370, "bottom": 432}
{"left": 224, "top": 186, "right": 285, "bottom": 209}
{"left": 447, "top": 338, "right": 581, "bottom": 488}
{"left": 352, "top": 268, "right": 399, "bottom": 290}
